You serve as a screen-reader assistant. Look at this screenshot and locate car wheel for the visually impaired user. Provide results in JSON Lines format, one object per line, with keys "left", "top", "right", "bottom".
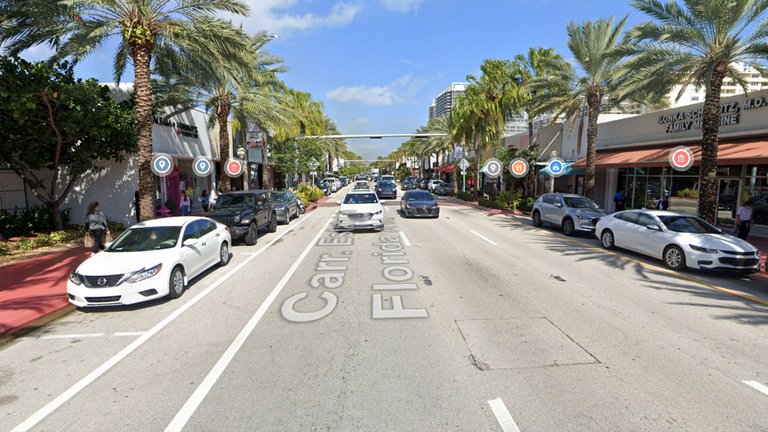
{"left": 562, "top": 218, "right": 575, "bottom": 236}
{"left": 532, "top": 211, "right": 543, "bottom": 227}
{"left": 664, "top": 245, "right": 687, "bottom": 271}
{"left": 600, "top": 229, "right": 615, "bottom": 249}
{"left": 244, "top": 223, "right": 258, "bottom": 245}
{"left": 268, "top": 213, "right": 278, "bottom": 233}
{"left": 219, "top": 242, "right": 230, "bottom": 266}
{"left": 168, "top": 266, "right": 185, "bottom": 299}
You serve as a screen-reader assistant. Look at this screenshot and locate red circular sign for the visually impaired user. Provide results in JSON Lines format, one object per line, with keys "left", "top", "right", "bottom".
{"left": 672, "top": 150, "right": 690, "bottom": 167}
{"left": 224, "top": 159, "right": 243, "bottom": 177}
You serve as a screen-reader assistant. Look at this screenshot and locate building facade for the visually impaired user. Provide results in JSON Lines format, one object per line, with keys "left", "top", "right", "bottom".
{"left": 428, "top": 82, "right": 467, "bottom": 119}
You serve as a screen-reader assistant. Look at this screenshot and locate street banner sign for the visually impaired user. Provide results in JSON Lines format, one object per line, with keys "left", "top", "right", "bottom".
{"left": 509, "top": 158, "right": 529, "bottom": 178}
{"left": 459, "top": 158, "right": 470, "bottom": 171}
{"left": 192, "top": 157, "right": 213, "bottom": 177}
{"left": 453, "top": 145, "right": 463, "bottom": 160}
{"left": 669, "top": 146, "right": 694, "bottom": 171}
{"left": 224, "top": 158, "right": 244, "bottom": 177}
{"left": 546, "top": 157, "right": 566, "bottom": 178}
{"left": 151, "top": 153, "right": 173, "bottom": 177}
{"left": 483, "top": 158, "right": 503, "bottom": 179}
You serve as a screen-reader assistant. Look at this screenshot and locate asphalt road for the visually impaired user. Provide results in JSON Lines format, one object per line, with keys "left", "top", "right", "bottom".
{"left": 1, "top": 185, "right": 767, "bottom": 431}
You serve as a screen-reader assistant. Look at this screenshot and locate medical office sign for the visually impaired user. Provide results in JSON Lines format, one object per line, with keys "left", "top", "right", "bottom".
{"left": 658, "top": 96, "right": 767, "bottom": 133}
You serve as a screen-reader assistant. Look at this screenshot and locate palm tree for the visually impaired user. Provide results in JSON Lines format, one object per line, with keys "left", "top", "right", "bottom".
{"left": 512, "top": 47, "right": 565, "bottom": 145}
{"left": 529, "top": 16, "right": 633, "bottom": 200}
{"left": 0, "top": 0, "right": 251, "bottom": 220}
{"left": 624, "top": 0, "right": 768, "bottom": 222}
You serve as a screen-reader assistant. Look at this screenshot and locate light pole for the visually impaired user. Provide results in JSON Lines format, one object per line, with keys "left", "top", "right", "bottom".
{"left": 237, "top": 146, "right": 248, "bottom": 190}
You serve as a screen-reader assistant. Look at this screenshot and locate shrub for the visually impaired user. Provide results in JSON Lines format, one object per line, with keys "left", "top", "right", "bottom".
{"left": 49, "top": 229, "right": 83, "bottom": 244}
{"left": 520, "top": 197, "right": 536, "bottom": 213}
{"left": 676, "top": 188, "right": 698, "bottom": 199}
{"left": 32, "top": 233, "right": 55, "bottom": 248}
{"left": 292, "top": 184, "right": 324, "bottom": 206}
{"left": 0, "top": 242, "right": 9, "bottom": 256}
{"left": 455, "top": 191, "right": 475, "bottom": 202}
{"left": 17, "top": 238, "right": 34, "bottom": 251}
{"left": 107, "top": 220, "right": 125, "bottom": 233}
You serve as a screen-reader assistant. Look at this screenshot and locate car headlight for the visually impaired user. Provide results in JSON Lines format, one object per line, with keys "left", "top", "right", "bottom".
{"left": 689, "top": 245, "right": 718, "bottom": 254}
{"left": 69, "top": 272, "right": 82, "bottom": 285}
{"left": 126, "top": 264, "right": 163, "bottom": 283}
{"left": 233, "top": 215, "right": 241, "bottom": 223}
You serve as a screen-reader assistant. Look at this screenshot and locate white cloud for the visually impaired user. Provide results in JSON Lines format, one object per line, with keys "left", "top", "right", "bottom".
{"left": 18, "top": 44, "right": 56, "bottom": 61}
{"left": 381, "top": 0, "right": 423, "bottom": 13}
{"left": 327, "top": 75, "right": 426, "bottom": 106}
{"left": 233, "top": 1, "right": 362, "bottom": 35}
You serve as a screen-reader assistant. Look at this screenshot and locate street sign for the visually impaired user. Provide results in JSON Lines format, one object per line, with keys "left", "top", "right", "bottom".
{"left": 192, "top": 157, "right": 213, "bottom": 177}
{"left": 546, "top": 157, "right": 566, "bottom": 178}
{"left": 509, "top": 158, "right": 529, "bottom": 178}
{"left": 483, "top": 158, "right": 503, "bottom": 179}
{"left": 669, "top": 146, "right": 694, "bottom": 171}
{"left": 453, "top": 145, "right": 463, "bottom": 160}
{"left": 459, "top": 158, "right": 470, "bottom": 171}
{"left": 224, "top": 158, "right": 244, "bottom": 177}
{"left": 151, "top": 153, "right": 173, "bottom": 177}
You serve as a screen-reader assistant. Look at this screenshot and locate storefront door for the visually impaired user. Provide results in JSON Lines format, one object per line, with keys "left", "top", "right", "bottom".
{"left": 716, "top": 178, "right": 740, "bottom": 225}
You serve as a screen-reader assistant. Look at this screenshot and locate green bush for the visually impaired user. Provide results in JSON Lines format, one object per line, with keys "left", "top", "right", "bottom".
{"left": 0, "top": 242, "right": 9, "bottom": 256}
{"left": 676, "top": 188, "right": 698, "bottom": 199}
{"left": 0, "top": 206, "right": 71, "bottom": 237}
{"left": 520, "top": 197, "right": 536, "bottom": 212}
{"left": 455, "top": 191, "right": 475, "bottom": 202}
{"left": 291, "top": 184, "right": 324, "bottom": 207}
{"left": 17, "top": 238, "right": 34, "bottom": 251}
{"left": 32, "top": 233, "right": 55, "bottom": 248}
{"left": 49, "top": 229, "right": 83, "bottom": 243}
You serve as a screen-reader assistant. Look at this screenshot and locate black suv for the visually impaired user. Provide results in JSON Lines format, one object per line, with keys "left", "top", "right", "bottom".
{"left": 208, "top": 191, "right": 277, "bottom": 245}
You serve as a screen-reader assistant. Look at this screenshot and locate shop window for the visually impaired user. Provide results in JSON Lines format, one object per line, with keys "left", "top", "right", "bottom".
{"left": 715, "top": 165, "right": 742, "bottom": 176}
{"left": 746, "top": 165, "right": 768, "bottom": 178}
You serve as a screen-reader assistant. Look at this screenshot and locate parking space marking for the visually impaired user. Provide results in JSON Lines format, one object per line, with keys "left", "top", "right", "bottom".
{"left": 488, "top": 398, "right": 521, "bottom": 432}
{"left": 165, "top": 217, "right": 332, "bottom": 432}
{"left": 470, "top": 230, "right": 498, "bottom": 246}
{"left": 22, "top": 332, "right": 146, "bottom": 340}
{"left": 11, "top": 213, "right": 316, "bottom": 432}
{"left": 744, "top": 380, "right": 768, "bottom": 396}
{"left": 399, "top": 231, "right": 412, "bottom": 247}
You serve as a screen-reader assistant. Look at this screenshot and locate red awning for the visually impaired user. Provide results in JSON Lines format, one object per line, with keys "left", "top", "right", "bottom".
{"left": 573, "top": 139, "right": 768, "bottom": 169}
{"left": 444, "top": 164, "right": 454, "bottom": 173}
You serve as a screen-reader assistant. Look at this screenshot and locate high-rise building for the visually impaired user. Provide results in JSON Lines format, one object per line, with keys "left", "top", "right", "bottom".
{"left": 503, "top": 114, "right": 529, "bottom": 137}
{"left": 666, "top": 63, "right": 767, "bottom": 107}
{"left": 428, "top": 82, "right": 467, "bottom": 119}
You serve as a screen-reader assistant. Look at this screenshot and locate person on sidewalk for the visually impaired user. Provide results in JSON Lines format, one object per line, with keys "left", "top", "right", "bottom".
{"left": 655, "top": 192, "right": 670, "bottom": 211}
{"left": 85, "top": 201, "right": 108, "bottom": 255}
{"left": 180, "top": 191, "right": 191, "bottom": 216}
{"left": 613, "top": 189, "right": 627, "bottom": 212}
{"left": 735, "top": 198, "right": 754, "bottom": 240}
{"left": 200, "top": 190, "right": 210, "bottom": 216}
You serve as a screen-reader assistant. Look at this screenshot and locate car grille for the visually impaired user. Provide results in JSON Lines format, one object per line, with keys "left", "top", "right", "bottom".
{"left": 82, "top": 274, "right": 124, "bottom": 288}
{"left": 85, "top": 296, "right": 122, "bottom": 303}
{"left": 718, "top": 257, "right": 760, "bottom": 266}
{"left": 414, "top": 207, "right": 435, "bottom": 214}
{"left": 211, "top": 215, "right": 236, "bottom": 227}
{"left": 347, "top": 213, "right": 372, "bottom": 221}
{"left": 719, "top": 250, "right": 758, "bottom": 256}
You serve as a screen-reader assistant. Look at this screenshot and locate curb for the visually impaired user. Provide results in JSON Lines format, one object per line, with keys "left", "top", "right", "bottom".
{"left": 0, "top": 304, "right": 76, "bottom": 347}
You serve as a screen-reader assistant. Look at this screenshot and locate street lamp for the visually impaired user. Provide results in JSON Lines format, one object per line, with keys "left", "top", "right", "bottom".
{"left": 237, "top": 146, "right": 248, "bottom": 189}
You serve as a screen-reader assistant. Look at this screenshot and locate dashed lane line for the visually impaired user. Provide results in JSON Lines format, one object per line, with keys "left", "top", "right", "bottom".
{"left": 488, "top": 398, "right": 521, "bottom": 432}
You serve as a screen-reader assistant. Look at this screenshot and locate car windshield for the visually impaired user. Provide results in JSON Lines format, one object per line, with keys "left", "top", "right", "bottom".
{"left": 215, "top": 194, "right": 256, "bottom": 208}
{"left": 659, "top": 216, "right": 721, "bottom": 234}
{"left": 272, "top": 192, "right": 288, "bottom": 201}
{"left": 378, "top": 181, "right": 395, "bottom": 187}
{"left": 108, "top": 227, "right": 181, "bottom": 252}
{"left": 406, "top": 191, "right": 432, "bottom": 201}
{"left": 563, "top": 196, "right": 599, "bottom": 209}
{"left": 344, "top": 193, "right": 378, "bottom": 204}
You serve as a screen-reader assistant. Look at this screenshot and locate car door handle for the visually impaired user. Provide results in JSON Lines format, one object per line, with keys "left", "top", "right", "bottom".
{"left": 202, "top": 242, "right": 207, "bottom": 246}
{"left": 216, "top": 233, "right": 221, "bottom": 237}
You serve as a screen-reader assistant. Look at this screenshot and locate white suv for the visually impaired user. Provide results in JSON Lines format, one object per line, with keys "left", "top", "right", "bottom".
{"left": 336, "top": 190, "right": 384, "bottom": 231}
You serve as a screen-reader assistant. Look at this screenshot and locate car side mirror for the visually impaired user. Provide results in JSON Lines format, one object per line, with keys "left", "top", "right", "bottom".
{"left": 554, "top": 203, "right": 563, "bottom": 208}
{"left": 336, "top": 200, "right": 342, "bottom": 205}
{"left": 183, "top": 238, "right": 200, "bottom": 247}
{"left": 645, "top": 224, "right": 661, "bottom": 231}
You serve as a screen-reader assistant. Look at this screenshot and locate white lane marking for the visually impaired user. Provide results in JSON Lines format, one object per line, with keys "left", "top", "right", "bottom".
{"left": 487, "top": 398, "right": 521, "bottom": 432}
{"left": 11, "top": 214, "right": 315, "bottom": 432}
{"left": 399, "top": 231, "right": 412, "bottom": 247}
{"left": 470, "top": 230, "right": 498, "bottom": 246}
{"left": 165, "top": 217, "right": 332, "bottom": 432}
{"left": 25, "top": 332, "right": 145, "bottom": 340}
{"left": 744, "top": 380, "right": 768, "bottom": 396}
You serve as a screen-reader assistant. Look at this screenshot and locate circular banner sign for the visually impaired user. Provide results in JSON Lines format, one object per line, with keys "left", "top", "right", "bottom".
{"left": 224, "top": 158, "right": 244, "bottom": 177}
{"left": 669, "top": 146, "right": 694, "bottom": 171}
{"left": 483, "top": 158, "right": 503, "bottom": 179}
{"left": 509, "top": 158, "right": 530, "bottom": 178}
{"left": 546, "top": 157, "right": 567, "bottom": 178}
{"left": 192, "top": 157, "right": 213, "bottom": 177}
{"left": 151, "top": 153, "right": 173, "bottom": 177}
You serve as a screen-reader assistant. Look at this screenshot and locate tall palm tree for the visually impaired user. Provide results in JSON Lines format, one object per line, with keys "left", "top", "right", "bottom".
{"left": 512, "top": 47, "right": 565, "bottom": 145}
{"left": 0, "top": 0, "right": 251, "bottom": 220}
{"left": 624, "top": 0, "right": 768, "bottom": 222}
{"left": 529, "top": 16, "right": 633, "bottom": 200}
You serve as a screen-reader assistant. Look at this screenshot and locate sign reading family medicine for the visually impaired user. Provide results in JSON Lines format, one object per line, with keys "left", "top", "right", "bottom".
{"left": 658, "top": 96, "right": 767, "bottom": 133}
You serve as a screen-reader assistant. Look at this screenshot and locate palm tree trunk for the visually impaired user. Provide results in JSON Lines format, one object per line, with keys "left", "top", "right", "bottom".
{"left": 218, "top": 96, "right": 232, "bottom": 192}
{"left": 584, "top": 90, "right": 600, "bottom": 200}
{"left": 263, "top": 142, "right": 273, "bottom": 189}
{"left": 131, "top": 44, "right": 155, "bottom": 222}
{"left": 473, "top": 128, "right": 481, "bottom": 201}
{"left": 699, "top": 63, "right": 728, "bottom": 223}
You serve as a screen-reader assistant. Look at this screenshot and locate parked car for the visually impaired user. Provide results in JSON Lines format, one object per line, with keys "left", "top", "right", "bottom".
{"left": 432, "top": 181, "right": 453, "bottom": 196}
{"left": 400, "top": 190, "right": 439, "bottom": 218}
{"left": 531, "top": 193, "right": 606, "bottom": 236}
{"left": 318, "top": 182, "right": 331, "bottom": 196}
{"left": 339, "top": 176, "right": 350, "bottom": 186}
{"left": 67, "top": 217, "right": 231, "bottom": 307}
{"left": 427, "top": 179, "right": 443, "bottom": 192}
{"left": 270, "top": 190, "right": 301, "bottom": 224}
{"left": 354, "top": 180, "right": 370, "bottom": 189}
{"left": 335, "top": 190, "right": 384, "bottom": 231}
{"left": 596, "top": 210, "right": 761, "bottom": 273}
{"left": 419, "top": 179, "right": 430, "bottom": 190}
{"left": 375, "top": 180, "right": 398, "bottom": 199}
{"left": 208, "top": 191, "right": 277, "bottom": 245}
{"left": 322, "top": 178, "right": 340, "bottom": 192}
{"left": 402, "top": 177, "right": 418, "bottom": 190}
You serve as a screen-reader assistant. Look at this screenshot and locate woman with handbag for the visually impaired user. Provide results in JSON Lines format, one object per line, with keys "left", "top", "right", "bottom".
{"left": 86, "top": 201, "right": 108, "bottom": 255}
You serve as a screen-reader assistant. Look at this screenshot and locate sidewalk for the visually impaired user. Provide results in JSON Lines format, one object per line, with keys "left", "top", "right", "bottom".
{"left": 0, "top": 247, "right": 89, "bottom": 336}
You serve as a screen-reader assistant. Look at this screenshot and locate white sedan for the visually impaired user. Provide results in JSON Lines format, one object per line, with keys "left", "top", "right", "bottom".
{"left": 335, "top": 190, "right": 384, "bottom": 231}
{"left": 595, "top": 210, "right": 761, "bottom": 273}
{"left": 67, "top": 217, "right": 232, "bottom": 307}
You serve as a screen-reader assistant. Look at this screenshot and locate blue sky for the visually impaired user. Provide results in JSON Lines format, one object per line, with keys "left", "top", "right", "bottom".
{"left": 22, "top": 0, "right": 646, "bottom": 160}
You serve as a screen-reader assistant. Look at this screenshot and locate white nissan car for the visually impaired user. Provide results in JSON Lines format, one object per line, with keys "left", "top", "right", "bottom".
{"left": 67, "top": 217, "right": 231, "bottom": 307}
{"left": 336, "top": 190, "right": 385, "bottom": 231}
{"left": 596, "top": 210, "right": 761, "bottom": 273}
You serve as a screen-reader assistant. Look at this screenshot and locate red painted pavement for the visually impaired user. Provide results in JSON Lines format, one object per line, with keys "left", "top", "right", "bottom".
{"left": 0, "top": 247, "right": 89, "bottom": 335}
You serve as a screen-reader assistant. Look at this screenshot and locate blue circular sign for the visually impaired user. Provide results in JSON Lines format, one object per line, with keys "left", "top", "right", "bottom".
{"left": 547, "top": 157, "right": 566, "bottom": 178}
{"left": 151, "top": 153, "right": 173, "bottom": 177}
{"left": 192, "top": 157, "right": 213, "bottom": 177}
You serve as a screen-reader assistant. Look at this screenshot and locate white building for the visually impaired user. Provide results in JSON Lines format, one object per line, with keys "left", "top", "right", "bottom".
{"left": 666, "top": 63, "right": 768, "bottom": 108}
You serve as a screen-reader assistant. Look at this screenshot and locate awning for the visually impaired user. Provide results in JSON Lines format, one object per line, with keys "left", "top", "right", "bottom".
{"left": 573, "top": 139, "right": 768, "bottom": 169}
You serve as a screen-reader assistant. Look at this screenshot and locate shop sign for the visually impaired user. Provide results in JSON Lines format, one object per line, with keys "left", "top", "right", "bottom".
{"left": 152, "top": 115, "right": 199, "bottom": 139}
{"left": 658, "top": 97, "right": 767, "bottom": 134}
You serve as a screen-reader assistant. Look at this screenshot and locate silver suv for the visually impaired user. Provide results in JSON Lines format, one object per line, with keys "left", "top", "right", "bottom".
{"left": 531, "top": 193, "right": 606, "bottom": 236}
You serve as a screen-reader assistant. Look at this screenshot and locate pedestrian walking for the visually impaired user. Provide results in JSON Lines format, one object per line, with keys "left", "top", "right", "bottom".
{"left": 200, "top": 190, "right": 210, "bottom": 216}
{"left": 734, "top": 198, "right": 754, "bottom": 240}
{"left": 613, "top": 189, "right": 627, "bottom": 212}
{"left": 655, "top": 192, "right": 670, "bottom": 210}
{"left": 180, "top": 191, "right": 191, "bottom": 216}
{"left": 85, "top": 201, "right": 108, "bottom": 255}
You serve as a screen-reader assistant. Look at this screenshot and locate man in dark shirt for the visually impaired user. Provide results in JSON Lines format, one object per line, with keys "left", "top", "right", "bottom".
{"left": 613, "top": 189, "right": 627, "bottom": 212}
